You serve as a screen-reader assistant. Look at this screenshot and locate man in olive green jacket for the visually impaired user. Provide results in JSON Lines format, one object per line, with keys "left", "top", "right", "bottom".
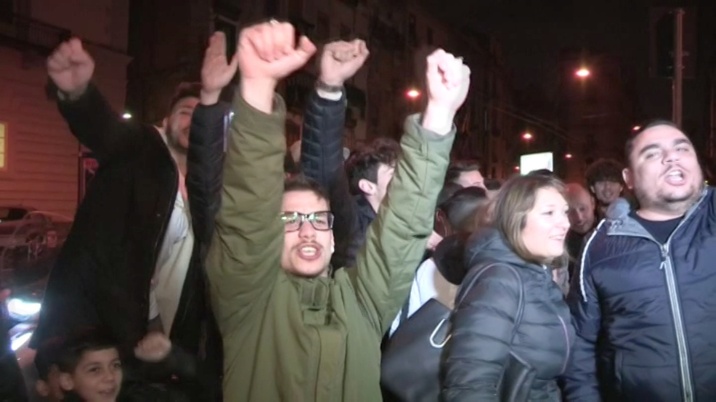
{"left": 206, "top": 21, "right": 471, "bottom": 401}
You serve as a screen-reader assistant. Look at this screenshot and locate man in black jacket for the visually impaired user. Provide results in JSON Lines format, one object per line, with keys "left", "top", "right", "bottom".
{"left": 31, "top": 38, "right": 220, "bottom": 399}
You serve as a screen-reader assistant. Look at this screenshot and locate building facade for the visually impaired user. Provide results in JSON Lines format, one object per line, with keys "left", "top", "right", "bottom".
{"left": 0, "top": 0, "right": 131, "bottom": 217}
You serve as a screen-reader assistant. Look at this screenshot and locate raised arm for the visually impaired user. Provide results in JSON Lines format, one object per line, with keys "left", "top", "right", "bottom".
{"left": 206, "top": 22, "right": 317, "bottom": 328}
{"left": 561, "top": 250, "right": 603, "bottom": 402}
{"left": 187, "top": 32, "right": 236, "bottom": 246}
{"left": 300, "top": 40, "right": 369, "bottom": 269}
{"left": 349, "top": 49, "right": 470, "bottom": 333}
{"left": 48, "top": 38, "right": 141, "bottom": 162}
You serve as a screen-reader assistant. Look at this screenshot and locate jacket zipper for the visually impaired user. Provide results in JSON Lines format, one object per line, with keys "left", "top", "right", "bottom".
{"left": 556, "top": 313, "right": 571, "bottom": 374}
{"left": 659, "top": 242, "right": 694, "bottom": 402}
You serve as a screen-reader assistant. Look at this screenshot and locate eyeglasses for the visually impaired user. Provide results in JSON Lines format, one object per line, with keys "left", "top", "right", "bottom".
{"left": 280, "top": 211, "right": 334, "bottom": 232}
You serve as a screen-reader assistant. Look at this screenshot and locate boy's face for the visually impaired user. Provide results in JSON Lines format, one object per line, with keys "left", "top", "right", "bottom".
{"left": 60, "top": 348, "right": 122, "bottom": 402}
{"left": 36, "top": 365, "right": 65, "bottom": 401}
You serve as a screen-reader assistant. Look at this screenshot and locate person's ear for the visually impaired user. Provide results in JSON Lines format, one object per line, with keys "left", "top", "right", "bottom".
{"left": 358, "top": 178, "right": 376, "bottom": 196}
{"left": 622, "top": 168, "right": 634, "bottom": 190}
{"left": 59, "top": 373, "right": 74, "bottom": 392}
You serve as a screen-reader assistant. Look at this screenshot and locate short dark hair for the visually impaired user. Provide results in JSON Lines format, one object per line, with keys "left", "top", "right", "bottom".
{"left": 284, "top": 175, "right": 330, "bottom": 206}
{"left": 445, "top": 160, "right": 481, "bottom": 185}
{"left": 345, "top": 148, "right": 397, "bottom": 195}
{"left": 35, "top": 337, "right": 65, "bottom": 380}
{"left": 585, "top": 158, "right": 623, "bottom": 189}
{"left": 56, "top": 329, "right": 119, "bottom": 374}
{"left": 625, "top": 119, "right": 682, "bottom": 162}
{"left": 440, "top": 186, "right": 489, "bottom": 233}
{"left": 168, "top": 82, "right": 202, "bottom": 115}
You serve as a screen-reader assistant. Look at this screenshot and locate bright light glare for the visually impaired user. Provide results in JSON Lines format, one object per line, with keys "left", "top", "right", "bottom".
{"left": 576, "top": 68, "right": 591, "bottom": 78}
{"left": 11, "top": 331, "right": 33, "bottom": 351}
{"left": 565, "top": 153, "right": 573, "bottom": 159}
{"left": 522, "top": 132, "right": 533, "bottom": 140}
{"left": 7, "top": 298, "right": 41, "bottom": 318}
{"left": 406, "top": 89, "right": 421, "bottom": 99}
{"left": 122, "top": 112, "right": 132, "bottom": 120}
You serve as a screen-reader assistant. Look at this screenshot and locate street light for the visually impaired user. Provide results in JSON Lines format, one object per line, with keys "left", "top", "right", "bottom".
{"left": 632, "top": 125, "right": 641, "bottom": 131}
{"left": 522, "top": 132, "right": 533, "bottom": 141}
{"left": 565, "top": 153, "right": 573, "bottom": 159}
{"left": 406, "top": 88, "right": 421, "bottom": 99}
{"left": 575, "top": 68, "right": 591, "bottom": 78}
{"left": 122, "top": 112, "right": 132, "bottom": 120}
{"left": 514, "top": 166, "right": 520, "bottom": 172}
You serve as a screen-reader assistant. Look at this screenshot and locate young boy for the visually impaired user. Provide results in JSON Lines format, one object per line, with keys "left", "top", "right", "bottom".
{"left": 34, "top": 337, "right": 66, "bottom": 401}
{"left": 56, "top": 330, "right": 123, "bottom": 402}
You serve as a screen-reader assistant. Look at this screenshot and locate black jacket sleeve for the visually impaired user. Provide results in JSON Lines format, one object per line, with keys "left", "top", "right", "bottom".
{"left": 54, "top": 83, "right": 143, "bottom": 163}
{"left": 0, "top": 321, "right": 27, "bottom": 402}
{"left": 441, "top": 266, "right": 522, "bottom": 402}
{"left": 300, "top": 91, "right": 356, "bottom": 268}
{"left": 186, "top": 102, "right": 228, "bottom": 247}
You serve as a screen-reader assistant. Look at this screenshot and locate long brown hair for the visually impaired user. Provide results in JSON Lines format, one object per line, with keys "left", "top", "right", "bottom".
{"left": 493, "top": 174, "right": 569, "bottom": 267}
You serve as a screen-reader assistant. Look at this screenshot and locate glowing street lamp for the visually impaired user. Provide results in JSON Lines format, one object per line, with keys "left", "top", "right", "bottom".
{"left": 565, "top": 153, "right": 573, "bottom": 159}
{"left": 632, "top": 125, "right": 641, "bottom": 131}
{"left": 522, "top": 132, "right": 533, "bottom": 141}
{"left": 406, "top": 88, "right": 421, "bottom": 99}
{"left": 575, "top": 68, "right": 591, "bottom": 78}
{"left": 514, "top": 166, "right": 520, "bottom": 172}
{"left": 122, "top": 112, "right": 132, "bottom": 120}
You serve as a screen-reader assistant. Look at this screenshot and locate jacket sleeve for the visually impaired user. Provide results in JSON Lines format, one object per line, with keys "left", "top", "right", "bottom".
{"left": 440, "top": 266, "right": 521, "bottom": 402}
{"left": 187, "top": 102, "right": 227, "bottom": 246}
{"left": 299, "top": 91, "right": 356, "bottom": 268}
{"left": 205, "top": 92, "right": 285, "bottom": 332}
{"left": 561, "top": 250, "right": 603, "bottom": 402}
{"left": 348, "top": 114, "right": 455, "bottom": 335}
{"left": 55, "top": 83, "right": 142, "bottom": 163}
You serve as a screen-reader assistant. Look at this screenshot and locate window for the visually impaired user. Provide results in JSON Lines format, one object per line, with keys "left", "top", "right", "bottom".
{"left": 316, "top": 12, "right": 329, "bottom": 41}
{"left": 0, "top": 122, "right": 7, "bottom": 170}
{"left": 0, "top": 0, "right": 14, "bottom": 23}
{"left": 426, "top": 27, "right": 433, "bottom": 46}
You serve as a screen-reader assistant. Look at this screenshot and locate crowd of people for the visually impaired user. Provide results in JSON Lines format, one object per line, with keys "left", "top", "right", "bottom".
{"left": 2, "top": 18, "right": 716, "bottom": 402}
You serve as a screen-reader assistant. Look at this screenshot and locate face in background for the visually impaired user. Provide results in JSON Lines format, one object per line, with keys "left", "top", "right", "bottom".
{"left": 521, "top": 187, "right": 571, "bottom": 260}
{"left": 566, "top": 184, "right": 596, "bottom": 234}
{"left": 624, "top": 124, "right": 703, "bottom": 219}
{"left": 455, "top": 169, "right": 485, "bottom": 190}
{"left": 590, "top": 180, "right": 623, "bottom": 206}
{"left": 59, "top": 348, "right": 122, "bottom": 402}
{"left": 280, "top": 190, "right": 335, "bottom": 277}
{"left": 165, "top": 96, "right": 200, "bottom": 153}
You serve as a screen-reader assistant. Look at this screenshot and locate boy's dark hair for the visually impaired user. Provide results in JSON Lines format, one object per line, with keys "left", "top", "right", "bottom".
{"left": 437, "top": 182, "right": 463, "bottom": 207}
{"left": 625, "top": 119, "right": 682, "bottom": 162}
{"left": 370, "top": 137, "right": 401, "bottom": 161}
{"left": 484, "top": 178, "right": 502, "bottom": 191}
{"left": 445, "top": 160, "right": 481, "bottom": 185}
{"left": 585, "top": 158, "right": 624, "bottom": 189}
{"left": 168, "top": 82, "right": 202, "bottom": 115}
{"left": 35, "top": 337, "right": 65, "bottom": 380}
{"left": 284, "top": 175, "right": 330, "bottom": 205}
{"left": 56, "top": 329, "right": 119, "bottom": 374}
{"left": 439, "top": 186, "right": 489, "bottom": 233}
{"left": 345, "top": 148, "right": 397, "bottom": 195}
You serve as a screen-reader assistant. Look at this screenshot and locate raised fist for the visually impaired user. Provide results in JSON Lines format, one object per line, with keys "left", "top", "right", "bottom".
{"left": 47, "top": 38, "right": 95, "bottom": 98}
{"left": 134, "top": 331, "right": 172, "bottom": 363}
{"left": 425, "top": 49, "right": 471, "bottom": 114}
{"left": 238, "top": 21, "right": 317, "bottom": 87}
{"left": 319, "top": 40, "right": 370, "bottom": 87}
{"left": 200, "top": 32, "right": 240, "bottom": 104}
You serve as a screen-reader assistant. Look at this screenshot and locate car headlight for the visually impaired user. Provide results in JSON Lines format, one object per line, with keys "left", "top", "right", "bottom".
{"left": 6, "top": 298, "right": 41, "bottom": 321}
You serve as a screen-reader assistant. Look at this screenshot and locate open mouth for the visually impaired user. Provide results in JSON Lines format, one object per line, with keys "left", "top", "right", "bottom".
{"left": 664, "top": 169, "right": 686, "bottom": 185}
{"left": 296, "top": 244, "right": 321, "bottom": 261}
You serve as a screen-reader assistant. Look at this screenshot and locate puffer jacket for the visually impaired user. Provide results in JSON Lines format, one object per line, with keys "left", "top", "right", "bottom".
{"left": 563, "top": 188, "right": 716, "bottom": 402}
{"left": 441, "top": 228, "right": 574, "bottom": 402}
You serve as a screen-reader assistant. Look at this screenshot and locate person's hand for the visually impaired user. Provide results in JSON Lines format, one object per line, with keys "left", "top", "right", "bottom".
{"left": 200, "top": 32, "right": 240, "bottom": 105}
{"left": 238, "top": 20, "right": 317, "bottom": 112}
{"left": 134, "top": 332, "right": 172, "bottom": 363}
{"left": 421, "top": 49, "right": 471, "bottom": 135}
{"left": 47, "top": 38, "right": 95, "bottom": 99}
{"left": 318, "top": 39, "right": 369, "bottom": 87}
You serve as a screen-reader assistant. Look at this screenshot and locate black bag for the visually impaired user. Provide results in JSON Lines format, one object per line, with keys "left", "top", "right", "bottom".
{"left": 380, "top": 263, "right": 527, "bottom": 402}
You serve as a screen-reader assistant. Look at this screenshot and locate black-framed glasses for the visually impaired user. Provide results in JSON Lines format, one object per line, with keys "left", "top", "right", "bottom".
{"left": 280, "top": 211, "right": 334, "bottom": 232}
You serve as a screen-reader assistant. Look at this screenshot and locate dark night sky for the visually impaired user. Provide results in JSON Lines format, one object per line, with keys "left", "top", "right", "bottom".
{"left": 419, "top": 0, "right": 714, "bottom": 134}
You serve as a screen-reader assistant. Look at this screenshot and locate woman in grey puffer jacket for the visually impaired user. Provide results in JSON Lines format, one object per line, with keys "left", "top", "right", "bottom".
{"left": 441, "top": 174, "right": 575, "bottom": 402}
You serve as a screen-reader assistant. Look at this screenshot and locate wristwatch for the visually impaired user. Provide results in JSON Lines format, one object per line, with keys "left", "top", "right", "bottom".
{"left": 315, "top": 80, "right": 343, "bottom": 94}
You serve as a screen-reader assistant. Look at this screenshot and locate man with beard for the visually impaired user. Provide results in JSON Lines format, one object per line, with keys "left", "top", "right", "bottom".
{"left": 564, "top": 120, "right": 716, "bottom": 401}
{"left": 32, "top": 38, "right": 220, "bottom": 399}
{"left": 564, "top": 183, "right": 596, "bottom": 275}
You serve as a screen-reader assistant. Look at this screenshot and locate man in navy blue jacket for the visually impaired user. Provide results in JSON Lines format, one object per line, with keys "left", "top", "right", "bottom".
{"left": 563, "top": 120, "right": 716, "bottom": 402}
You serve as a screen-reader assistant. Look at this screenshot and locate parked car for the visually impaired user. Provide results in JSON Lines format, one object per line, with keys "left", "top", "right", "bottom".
{"left": 0, "top": 206, "right": 72, "bottom": 271}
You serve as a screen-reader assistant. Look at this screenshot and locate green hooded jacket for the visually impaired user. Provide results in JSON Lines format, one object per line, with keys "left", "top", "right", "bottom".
{"left": 207, "top": 92, "right": 455, "bottom": 402}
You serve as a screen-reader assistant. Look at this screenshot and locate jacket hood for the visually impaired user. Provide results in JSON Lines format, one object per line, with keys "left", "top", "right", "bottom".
{"left": 606, "top": 197, "right": 631, "bottom": 220}
{"left": 463, "top": 227, "right": 543, "bottom": 272}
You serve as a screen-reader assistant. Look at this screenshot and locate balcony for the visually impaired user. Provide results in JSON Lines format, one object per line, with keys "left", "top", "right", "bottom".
{"left": 0, "top": 15, "right": 71, "bottom": 54}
